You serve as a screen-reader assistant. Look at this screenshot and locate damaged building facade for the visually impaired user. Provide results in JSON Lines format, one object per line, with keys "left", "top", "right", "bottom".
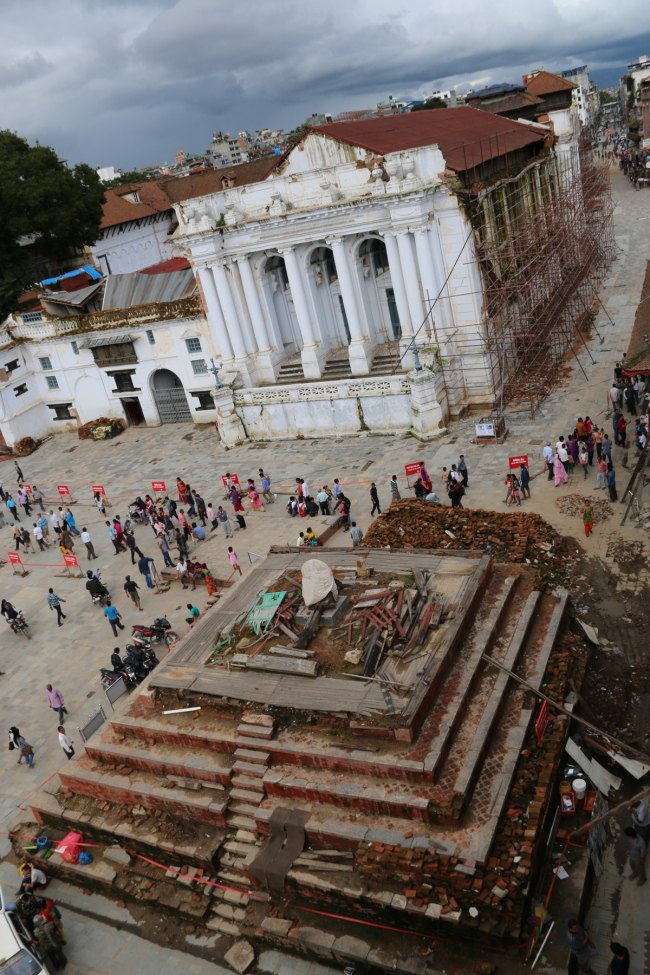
{"left": 0, "top": 105, "right": 612, "bottom": 447}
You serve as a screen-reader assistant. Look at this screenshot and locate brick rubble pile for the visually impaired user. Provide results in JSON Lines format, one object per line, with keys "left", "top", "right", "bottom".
{"left": 555, "top": 493, "right": 613, "bottom": 521}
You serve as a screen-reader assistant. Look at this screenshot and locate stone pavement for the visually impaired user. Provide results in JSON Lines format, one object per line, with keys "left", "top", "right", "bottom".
{"left": 0, "top": 162, "right": 647, "bottom": 963}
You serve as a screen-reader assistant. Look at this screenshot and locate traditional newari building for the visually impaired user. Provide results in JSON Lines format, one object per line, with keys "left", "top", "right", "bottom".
{"left": 2, "top": 106, "right": 609, "bottom": 447}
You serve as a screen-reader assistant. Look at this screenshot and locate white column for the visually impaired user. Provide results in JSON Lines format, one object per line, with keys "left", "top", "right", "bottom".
{"left": 279, "top": 246, "right": 323, "bottom": 379}
{"left": 396, "top": 230, "right": 424, "bottom": 336}
{"left": 412, "top": 225, "right": 442, "bottom": 339}
{"left": 212, "top": 260, "right": 247, "bottom": 360}
{"left": 229, "top": 260, "right": 258, "bottom": 356}
{"left": 382, "top": 232, "right": 413, "bottom": 338}
{"left": 236, "top": 257, "right": 271, "bottom": 352}
{"left": 427, "top": 220, "right": 455, "bottom": 331}
{"left": 198, "top": 266, "right": 234, "bottom": 363}
{"left": 326, "top": 236, "right": 372, "bottom": 376}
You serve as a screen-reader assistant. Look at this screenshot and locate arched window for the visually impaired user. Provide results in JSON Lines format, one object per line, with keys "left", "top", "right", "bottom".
{"left": 264, "top": 255, "right": 289, "bottom": 290}
{"left": 358, "top": 238, "right": 389, "bottom": 276}
{"left": 310, "top": 246, "right": 337, "bottom": 284}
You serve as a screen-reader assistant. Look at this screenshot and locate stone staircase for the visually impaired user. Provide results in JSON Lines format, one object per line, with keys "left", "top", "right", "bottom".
{"left": 273, "top": 344, "right": 404, "bottom": 386}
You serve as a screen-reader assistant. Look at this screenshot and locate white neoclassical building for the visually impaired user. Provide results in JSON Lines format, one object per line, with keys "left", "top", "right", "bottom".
{"left": 1, "top": 108, "right": 589, "bottom": 448}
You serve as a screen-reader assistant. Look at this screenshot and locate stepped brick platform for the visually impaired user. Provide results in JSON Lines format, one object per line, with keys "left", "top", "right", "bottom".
{"left": 16, "top": 545, "right": 577, "bottom": 954}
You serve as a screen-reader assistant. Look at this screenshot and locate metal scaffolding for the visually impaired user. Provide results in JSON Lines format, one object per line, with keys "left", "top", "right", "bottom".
{"left": 427, "top": 143, "right": 616, "bottom": 418}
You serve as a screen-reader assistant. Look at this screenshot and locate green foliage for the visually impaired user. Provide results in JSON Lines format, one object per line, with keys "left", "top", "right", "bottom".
{"left": 627, "top": 90, "right": 635, "bottom": 111}
{"left": 103, "top": 170, "right": 154, "bottom": 188}
{"left": 0, "top": 130, "right": 105, "bottom": 320}
{"left": 599, "top": 90, "right": 616, "bottom": 105}
{"left": 410, "top": 97, "right": 448, "bottom": 112}
{"left": 285, "top": 120, "right": 313, "bottom": 147}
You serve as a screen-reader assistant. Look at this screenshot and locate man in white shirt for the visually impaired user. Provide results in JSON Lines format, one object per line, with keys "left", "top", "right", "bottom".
{"left": 557, "top": 444, "right": 569, "bottom": 471}
{"left": 555, "top": 437, "right": 566, "bottom": 453}
{"left": 543, "top": 442, "right": 554, "bottom": 480}
{"left": 33, "top": 522, "right": 49, "bottom": 551}
{"left": 296, "top": 533, "right": 306, "bottom": 546}
{"left": 57, "top": 726, "right": 75, "bottom": 760}
{"left": 49, "top": 509, "right": 61, "bottom": 536}
{"left": 81, "top": 527, "right": 98, "bottom": 560}
{"left": 176, "top": 559, "right": 188, "bottom": 589}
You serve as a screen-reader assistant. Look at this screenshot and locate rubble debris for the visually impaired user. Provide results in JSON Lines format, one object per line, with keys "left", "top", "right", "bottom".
{"left": 555, "top": 493, "right": 613, "bottom": 521}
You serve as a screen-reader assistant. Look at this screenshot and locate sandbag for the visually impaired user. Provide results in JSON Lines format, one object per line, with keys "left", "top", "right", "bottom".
{"left": 302, "top": 559, "right": 337, "bottom": 607}
{"left": 55, "top": 831, "right": 83, "bottom": 863}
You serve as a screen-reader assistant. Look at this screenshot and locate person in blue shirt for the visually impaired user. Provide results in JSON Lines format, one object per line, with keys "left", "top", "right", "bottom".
{"left": 65, "top": 508, "right": 81, "bottom": 536}
{"left": 185, "top": 603, "right": 200, "bottom": 625}
{"left": 519, "top": 463, "right": 531, "bottom": 499}
{"left": 607, "top": 464, "right": 617, "bottom": 502}
{"left": 191, "top": 522, "right": 206, "bottom": 542}
{"left": 6, "top": 494, "right": 19, "bottom": 521}
{"left": 137, "top": 554, "right": 156, "bottom": 589}
{"left": 103, "top": 601, "right": 124, "bottom": 637}
{"left": 258, "top": 469, "right": 274, "bottom": 504}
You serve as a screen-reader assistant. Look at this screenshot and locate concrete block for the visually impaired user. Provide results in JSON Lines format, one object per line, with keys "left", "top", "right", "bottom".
{"left": 332, "top": 935, "right": 370, "bottom": 961}
{"left": 224, "top": 940, "right": 256, "bottom": 974}
{"left": 261, "top": 917, "right": 293, "bottom": 937}
{"left": 241, "top": 713, "right": 274, "bottom": 728}
{"left": 391, "top": 894, "right": 407, "bottom": 910}
{"left": 321, "top": 595, "right": 350, "bottom": 627}
{"left": 290, "top": 926, "right": 335, "bottom": 956}
{"left": 104, "top": 846, "right": 131, "bottom": 866}
{"left": 425, "top": 903, "right": 442, "bottom": 919}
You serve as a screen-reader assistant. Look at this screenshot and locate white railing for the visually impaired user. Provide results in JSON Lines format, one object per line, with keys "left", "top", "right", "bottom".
{"left": 234, "top": 374, "right": 411, "bottom": 406}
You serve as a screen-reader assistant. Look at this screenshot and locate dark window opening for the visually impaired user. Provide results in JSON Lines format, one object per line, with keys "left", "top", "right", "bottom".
{"left": 4, "top": 359, "right": 19, "bottom": 372}
{"left": 14, "top": 384, "right": 28, "bottom": 396}
{"left": 190, "top": 390, "right": 216, "bottom": 410}
{"left": 107, "top": 370, "right": 139, "bottom": 393}
{"left": 48, "top": 403, "right": 74, "bottom": 420}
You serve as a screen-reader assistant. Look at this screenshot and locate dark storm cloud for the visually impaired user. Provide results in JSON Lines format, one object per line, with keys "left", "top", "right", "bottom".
{"left": 0, "top": 0, "right": 646, "bottom": 169}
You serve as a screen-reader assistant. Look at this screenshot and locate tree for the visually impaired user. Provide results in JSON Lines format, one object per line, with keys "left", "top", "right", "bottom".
{"left": 411, "top": 97, "right": 448, "bottom": 112}
{"left": 285, "top": 120, "right": 313, "bottom": 147}
{"left": 599, "top": 90, "right": 616, "bottom": 105}
{"left": 103, "top": 170, "right": 154, "bottom": 187}
{"left": 0, "top": 130, "right": 105, "bottom": 320}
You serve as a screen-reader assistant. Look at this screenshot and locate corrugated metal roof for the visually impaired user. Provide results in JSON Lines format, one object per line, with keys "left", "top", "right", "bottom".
{"left": 466, "top": 83, "right": 524, "bottom": 100}
{"left": 82, "top": 334, "right": 134, "bottom": 348}
{"left": 41, "top": 282, "right": 103, "bottom": 306}
{"left": 302, "top": 108, "right": 546, "bottom": 175}
{"left": 102, "top": 269, "right": 195, "bottom": 310}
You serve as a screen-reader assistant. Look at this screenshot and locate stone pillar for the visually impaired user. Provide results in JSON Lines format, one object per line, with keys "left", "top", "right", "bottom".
{"left": 326, "top": 236, "right": 371, "bottom": 376}
{"left": 412, "top": 225, "right": 442, "bottom": 339}
{"left": 382, "top": 232, "right": 413, "bottom": 338}
{"left": 409, "top": 368, "right": 447, "bottom": 441}
{"left": 213, "top": 387, "right": 247, "bottom": 447}
{"left": 396, "top": 230, "right": 425, "bottom": 336}
{"left": 212, "top": 260, "right": 256, "bottom": 386}
{"left": 279, "top": 246, "right": 323, "bottom": 379}
{"left": 229, "top": 260, "right": 258, "bottom": 356}
{"left": 236, "top": 256, "right": 277, "bottom": 384}
{"left": 198, "top": 266, "right": 234, "bottom": 365}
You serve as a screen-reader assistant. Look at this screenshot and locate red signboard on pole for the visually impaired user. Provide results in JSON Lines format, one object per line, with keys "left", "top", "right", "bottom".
{"left": 63, "top": 553, "right": 79, "bottom": 569}
{"left": 22, "top": 485, "right": 33, "bottom": 495}
{"left": 151, "top": 481, "right": 166, "bottom": 493}
{"left": 535, "top": 701, "right": 549, "bottom": 744}
{"left": 57, "top": 485, "right": 70, "bottom": 497}
{"left": 404, "top": 463, "right": 421, "bottom": 477}
{"left": 91, "top": 484, "right": 106, "bottom": 496}
{"left": 509, "top": 455, "right": 529, "bottom": 470}
{"left": 8, "top": 552, "right": 22, "bottom": 565}
{"left": 221, "top": 473, "right": 240, "bottom": 487}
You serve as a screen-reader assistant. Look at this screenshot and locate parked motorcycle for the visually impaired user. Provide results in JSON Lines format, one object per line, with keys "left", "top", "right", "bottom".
{"left": 100, "top": 664, "right": 137, "bottom": 690}
{"left": 132, "top": 617, "right": 178, "bottom": 646}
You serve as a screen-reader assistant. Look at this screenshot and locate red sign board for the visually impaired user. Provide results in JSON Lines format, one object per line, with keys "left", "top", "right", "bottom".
{"left": 91, "top": 484, "right": 106, "bottom": 496}
{"left": 151, "top": 481, "right": 166, "bottom": 493}
{"left": 8, "top": 552, "right": 21, "bottom": 565}
{"left": 221, "top": 473, "right": 240, "bottom": 487}
{"left": 509, "top": 455, "right": 529, "bottom": 470}
{"left": 535, "top": 701, "right": 549, "bottom": 744}
{"left": 57, "top": 484, "right": 70, "bottom": 497}
{"left": 63, "top": 553, "right": 79, "bottom": 568}
{"left": 22, "top": 485, "right": 33, "bottom": 495}
{"left": 404, "top": 463, "right": 421, "bottom": 477}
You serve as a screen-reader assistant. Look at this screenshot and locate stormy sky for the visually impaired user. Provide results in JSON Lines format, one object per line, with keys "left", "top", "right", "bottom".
{"left": 1, "top": 0, "right": 647, "bottom": 170}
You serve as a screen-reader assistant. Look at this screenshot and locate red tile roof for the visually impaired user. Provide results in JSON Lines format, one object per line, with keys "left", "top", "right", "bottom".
{"left": 140, "top": 257, "right": 192, "bottom": 275}
{"left": 525, "top": 70, "right": 578, "bottom": 96}
{"left": 307, "top": 107, "right": 546, "bottom": 173}
{"left": 100, "top": 181, "right": 174, "bottom": 229}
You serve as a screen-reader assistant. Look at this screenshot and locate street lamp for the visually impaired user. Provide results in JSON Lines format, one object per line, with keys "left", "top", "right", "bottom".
{"left": 209, "top": 357, "right": 223, "bottom": 390}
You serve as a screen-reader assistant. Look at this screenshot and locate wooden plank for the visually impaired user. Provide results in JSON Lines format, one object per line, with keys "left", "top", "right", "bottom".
{"left": 246, "top": 654, "right": 318, "bottom": 678}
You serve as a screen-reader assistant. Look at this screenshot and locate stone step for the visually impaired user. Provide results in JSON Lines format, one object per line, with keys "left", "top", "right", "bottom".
{"left": 233, "top": 748, "right": 270, "bottom": 765}
{"left": 233, "top": 760, "right": 267, "bottom": 778}
{"left": 226, "top": 814, "right": 258, "bottom": 831}
{"left": 235, "top": 737, "right": 272, "bottom": 753}
{"left": 59, "top": 756, "right": 228, "bottom": 826}
{"left": 236, "top": 723, "right": 274, "bottom": 740}
{"left": 231, "top": 774, "right": 265, "bottom": 793}
{"left": 207, "top": 916, "right": 242, "bottom": 936}
{"left": 224, "top": 840, "right": 258, "bottom": 857}
{"left": 229, "top": 800, "right": 262, "bottom": 817}
{"left": 230, "top": 788, "right": 264, "bottom": 804}
{"left": 85, "top": 734, "right": 232, "bottom": 786}
{"left": 218, "top": 869, "right": 251, "bottom": 886}
{"left": 109, "top": 711, "right": 238, "bottom": 755}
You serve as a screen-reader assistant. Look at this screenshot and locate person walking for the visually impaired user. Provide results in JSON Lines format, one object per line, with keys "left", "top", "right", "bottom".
{"left": 583, "top": 500, "right": 594, "bottom": 537}
{"left": 217, "top": 506, "right": 233, "bottom": 538}
{"left": 81, "top": 527, "right": 98, "bottom": 560}
{"left": 37, "top": 512, "right": 50, "bottom": 543}
{"left": 138, "top": 554, "right": 156, "bottom": 589}
{"left": 107, "top": 520, "right": 122, "bottom": 554}
{"left": 316, "top": 487, "right": 330, "bottom": 515}
{"left": 629, "top": 799, "right": 650, "bottom": 843}
{"left": 333, "top": 479, "right": 342, "bottom": 504}
{"left": 458, "top": 455, "right": 469, "bottom": 489}
{"left": 618, "top": 415, "right": 628, "bottom": 448}
{"left": 579, "top": 448, "right": 589, "bottom": 479}
{"left": 259, "top": 471, "right": 274, "bottom": 505}
{"left": 543, "top": 442, "right": 553, "bottom": 480}
{"left": 11, "top": 523, "right": 22, "bottom": 551}
{"left": 57, "top": 724, "right": 75, "bottom": 760}
{"left": 602, "top": 433, "right": 613, "bottom": 462}
{"left": 14, "top": 460, "right": 24, "bottom": 484}
{"left": 124, "top": 575, "right": 143, "bottom": 610}
{"left": 228, "top": 546, "right": 242, "bottom": 576}
{"left": 520, "top": 463, "right": 531, "bottom": 499}
{"left": 595, "top": 456, "right": 607, "bottom": 489}
{"left": 390, "top": 475, "right": 401, "bottom": 501}
{"left": 45, "top": 685, "right": 68, "bottom": 724}
{"left": 104, "top": 601, "right": 125, "bottom": 637}
{"left": 567, "top": 919, "right": 598, "bottom": 973}
{"left": 32, "top": 486, "right": 45, "bottom": 512}
{"left": 47, "top": 589, "right": 66, "bottom": 626}
{"left": 125, "top": 531, "right": 144, "bottom": 564}
{"left": 65, "top": 509, "right": 81, "bottom": 536}
{"left": 156, "top": 533, "right": 174, "bottom": 568}
{"left": 350, "top": 522, "right": 364, "bottom": 547}
{"left": 7, "top": 495, "right": 20, "bottom": 521}
{"left": 33, "top": 522, "right": 49, "bottom": 551}
{"left": 9, "top": 728, "right": 34, "bottom": 767}
{"left": 33, "top": 912, "right": 67, "bottom": 969}
{"left": 17, "top": 487, "right": 31, "bottom": 518}
{"left": 206, "top": 503, "right": 218, "bottom": 531}
{"left": 593, "top": 426, "right": 603, "bottom": 460}
{"left": 607, "top": 465, "right": 617, "bottom": 501}
{"left": 624, "top": 826, "right": 647, "bottom": 885}
{"left": 195, "top": 493, "right": 208, "bottom": 525}
{"left": 370, "top": 482, "right": 381, "bottom": 516}
{"left": 612, "top": 409, "right": 622, "bottom": 446}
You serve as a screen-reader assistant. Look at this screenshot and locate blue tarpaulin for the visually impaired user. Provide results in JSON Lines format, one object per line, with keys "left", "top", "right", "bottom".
{"left": 42, "top": 264, "right": 102, "bottom": 286}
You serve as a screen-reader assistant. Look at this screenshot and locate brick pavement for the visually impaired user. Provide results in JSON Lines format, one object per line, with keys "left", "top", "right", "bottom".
{"left": 0, "top": 163, "right": 647, "bottom": 962}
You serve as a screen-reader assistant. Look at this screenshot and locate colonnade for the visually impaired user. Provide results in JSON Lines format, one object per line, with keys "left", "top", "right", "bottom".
{"left": 197, "top": 218, "right": 460, "bottom": 384}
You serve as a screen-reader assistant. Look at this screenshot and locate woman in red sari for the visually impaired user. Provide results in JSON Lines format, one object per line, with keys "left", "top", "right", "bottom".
{"left": 176, "top": 477, "right": 187, "bottom": 503}
{"left": 419, "top": 461, "right": 432, "bottom": 494}
{"left": 231, "top": 487, "right": 245, "bottom": 513}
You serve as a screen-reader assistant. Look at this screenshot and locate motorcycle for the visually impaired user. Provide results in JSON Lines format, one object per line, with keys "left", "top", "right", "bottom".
{"left": 132, "top": 617, "right": 178, "bottom": 646}
{"left": 90, "top": 588, "right": 110, "bottom": 607}
{"left": 125, "top": 643, "right": 159, "bottom": 677}
{"left": 100, "top": 664, "right": 137, "bottom": 690}
{"left": 7, "top": 612, "right": 30, "bottom": 639}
